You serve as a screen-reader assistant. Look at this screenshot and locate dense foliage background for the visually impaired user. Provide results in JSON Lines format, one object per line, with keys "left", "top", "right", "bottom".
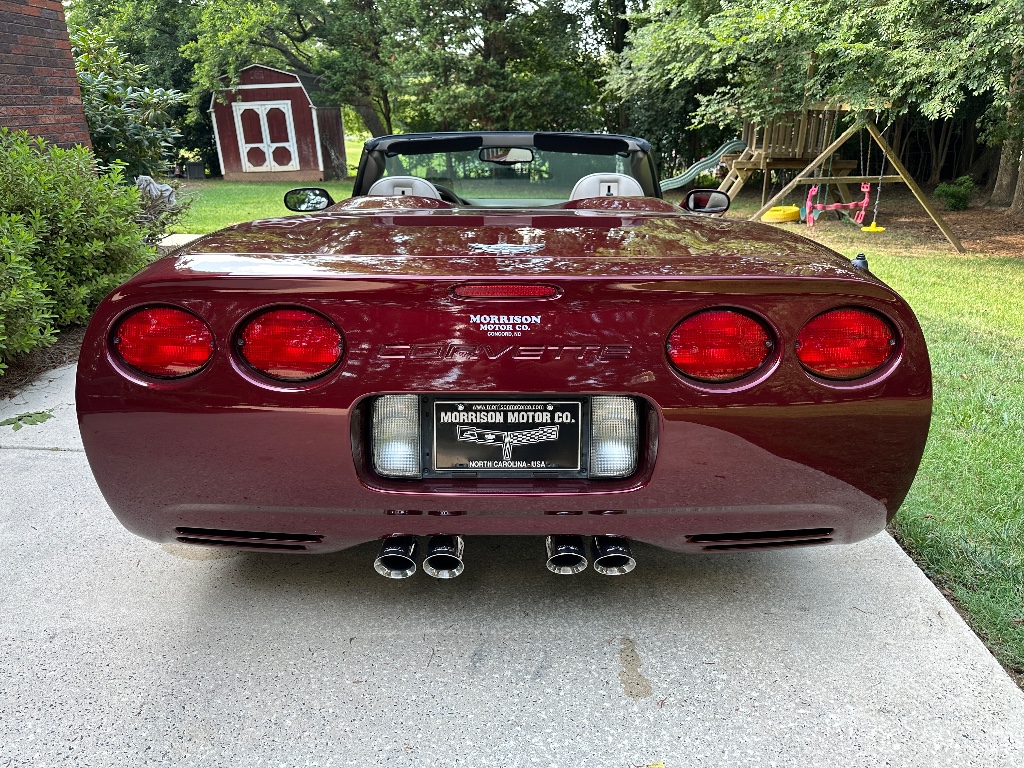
{"left": 63, "top": 0, "right": 1024, "bottom": 202}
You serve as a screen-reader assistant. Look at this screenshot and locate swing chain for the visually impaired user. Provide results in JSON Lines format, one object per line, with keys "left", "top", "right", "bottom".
{"left": 819, "top": 113, "right": 838, "bottom": 206}
{"left": 869, "top": 119, "right": 892, "bottom": 225}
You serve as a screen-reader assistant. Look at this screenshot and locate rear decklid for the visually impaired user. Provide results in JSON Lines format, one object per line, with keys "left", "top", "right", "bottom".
{"left": 160, "top": 206, "right": 875, "bottom": 285}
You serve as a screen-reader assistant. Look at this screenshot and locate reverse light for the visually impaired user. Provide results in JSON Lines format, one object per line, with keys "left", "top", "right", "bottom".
{"left": 372, "top": 395, "right": 422, "bottom": 478}
{"left": 590, "top": 396, "right": 638, "bottom": 478}
{"left": 796, "top": 308, "right": 896, "bottom": 379}
{"left": 453, "top": 284, "right": 558, "bottom": 299}
{"left": 239, "top": 308, "right": 343, "bottom": 381}
{"left": 667, "top": 310, "right": 772, "bottom": 382}
{"left": 113, "top": 306, "right": 213, "bottom": 378}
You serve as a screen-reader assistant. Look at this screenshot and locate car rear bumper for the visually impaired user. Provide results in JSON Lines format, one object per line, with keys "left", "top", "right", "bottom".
{"left": 78, "top": 396, "right": 923, "bottom": 553}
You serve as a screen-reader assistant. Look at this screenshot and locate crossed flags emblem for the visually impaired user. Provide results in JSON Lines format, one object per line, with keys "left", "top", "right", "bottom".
{"left": 456, "top": 424, "right": 560, "bottom": 461}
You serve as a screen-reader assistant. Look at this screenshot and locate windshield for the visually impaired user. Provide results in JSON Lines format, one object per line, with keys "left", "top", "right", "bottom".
{"left": 382, "top": 147, "right": 641, "bottom": 207}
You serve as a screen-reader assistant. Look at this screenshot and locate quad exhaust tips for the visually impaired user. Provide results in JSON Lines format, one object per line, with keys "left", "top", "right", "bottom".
{"left": 422, "top": 535, "right": 465, "bottom": 579}
{"left": 374, "top": 535, "right": 418, "bottom": 579}
{"left": 545, "top": 535, "right": 588, "bottom": 574}
{"left": 591, "top": 535, "right": 636, "bottom": 576}
{"left": 376, "top": 534, "right": 634, "bottom": 579}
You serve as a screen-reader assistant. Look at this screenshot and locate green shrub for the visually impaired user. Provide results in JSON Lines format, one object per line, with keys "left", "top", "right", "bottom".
{"left": 70, "top": 26, "right": 185, "bottom": 177}
{"left": 934, "top": 176, "right": 975, "bottom": 211}
{"left": 0, "top": 129, "right": 156, "bottom": 335}
{"left": 0, "top": 214, "right": 55, "bottom": 374}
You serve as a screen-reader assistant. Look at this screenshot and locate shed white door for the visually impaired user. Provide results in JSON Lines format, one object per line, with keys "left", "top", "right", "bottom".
{"left": 232, "top": 101, "right": 300, "bottom": 172}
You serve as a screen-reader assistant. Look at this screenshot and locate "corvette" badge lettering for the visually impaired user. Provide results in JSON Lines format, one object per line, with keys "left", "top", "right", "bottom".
{"left": 376, "top": 344, "right": 631, "bottom": 361}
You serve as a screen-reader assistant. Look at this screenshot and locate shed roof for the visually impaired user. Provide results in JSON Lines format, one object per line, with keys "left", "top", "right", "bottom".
{"left": 213, "top": 64, "right": 335, "bottom": 109}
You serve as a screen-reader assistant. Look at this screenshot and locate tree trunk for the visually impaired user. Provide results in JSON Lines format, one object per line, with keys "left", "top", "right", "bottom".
{"left": 927, "top": 120, "right": 953, "bottom": 185}
{"left": 992, "top": 52, "right": 1022, "bottom": 205}
{"left": 970, "top": 144, "right": 999, "bottom": 191}
{"left": 351, "top": 97, "right": 387, "bottom": 137}
{"left": 990, "top": 138, "right": 1021, "bottom": 206}
{"left": 610, "top": 0, "right": 628, "bottom": 53}
{"left": 1009, "top": 151, "right": 1024, "bottom": 215}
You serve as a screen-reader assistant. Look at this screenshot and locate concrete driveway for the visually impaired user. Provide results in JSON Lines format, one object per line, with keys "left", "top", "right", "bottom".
{"left": 2, "top": 364, "right": 1023, "bottom": 767}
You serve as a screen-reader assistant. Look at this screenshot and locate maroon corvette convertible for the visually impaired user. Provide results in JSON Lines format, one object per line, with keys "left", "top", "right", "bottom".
{"left": 77, "top": 132, "right": 931, "bottom": 578}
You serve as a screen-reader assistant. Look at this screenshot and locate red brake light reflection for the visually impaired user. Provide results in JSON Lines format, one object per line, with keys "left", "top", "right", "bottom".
{"left": 796, "top": 309, "right": 896, "bottom": 379}
{"left": 667, "top": 310, "right": 772, "bottom": 382}
{"left": 114, "top": 307, "right": 213, "bottom": 378}
{"left": 239, "top": 308, "right": 343, "bottom": 381}
{"left": 454, "top": 284, "right": 558, "bottom": 298}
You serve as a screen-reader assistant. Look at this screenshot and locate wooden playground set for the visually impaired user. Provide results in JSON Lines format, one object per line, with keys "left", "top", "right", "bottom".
{"left": 715, "top": 109, "right": 964, "bottom": 253}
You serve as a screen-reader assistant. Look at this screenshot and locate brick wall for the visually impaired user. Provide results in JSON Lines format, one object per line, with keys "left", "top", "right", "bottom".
{"left": 0, "top": 0, "right": 92, "bottom": 147}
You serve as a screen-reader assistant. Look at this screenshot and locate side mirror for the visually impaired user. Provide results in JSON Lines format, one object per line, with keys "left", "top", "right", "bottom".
{"left": 684, "top": 188, "right": 730, "bottom": 215}
{"left": 284, "top": 187, "right": 335, "bottom": 212}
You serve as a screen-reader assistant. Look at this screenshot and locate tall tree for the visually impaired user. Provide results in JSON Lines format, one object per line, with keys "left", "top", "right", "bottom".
{"left": 184, "top": 0, "right": 394, "bottom": 135}
{"left": 618, "top": 0, "right": 974, "bottom": 129}
{"left": 392, "top": 0, "right": 603, "bottom": 131}
{"left": 67, "top": 0, "right": 217, "bottom": 170}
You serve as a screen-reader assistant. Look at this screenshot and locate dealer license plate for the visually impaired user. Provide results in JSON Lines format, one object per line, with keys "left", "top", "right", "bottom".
{"left": 432, "top": 400, "right": 583, "bottom": 473}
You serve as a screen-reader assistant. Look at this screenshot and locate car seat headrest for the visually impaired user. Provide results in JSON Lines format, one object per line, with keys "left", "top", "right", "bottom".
{"left": 367, "top": 176, "right": 443, "bottom": 200}
{"left": 569, "top": 172, "right": 645, "bottom": 200}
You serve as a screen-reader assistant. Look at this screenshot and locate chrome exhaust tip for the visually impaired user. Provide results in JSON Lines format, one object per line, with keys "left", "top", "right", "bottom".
{"left": 545, "top": 535, "right": 588, "bottom": 575}
{"left": 374, "top": 535, "right": 417, "bottom": 579}
{"left": 422, "top": 535, "right": 465, "bottom": 579}
{"left": 591, "top": 536, "right": 636, "bottom": 576}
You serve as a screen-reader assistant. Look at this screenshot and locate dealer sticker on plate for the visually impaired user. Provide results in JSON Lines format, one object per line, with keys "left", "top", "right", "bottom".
{"left": 432, "top": 400, "right": 583, "bottom": 472}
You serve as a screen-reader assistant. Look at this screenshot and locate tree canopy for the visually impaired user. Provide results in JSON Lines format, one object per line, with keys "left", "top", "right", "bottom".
{"left": 181, "top": 0, "right": 607, "bottom": 135}
{"left": 64, "top": 0, "right": 1024, "bottom": 194}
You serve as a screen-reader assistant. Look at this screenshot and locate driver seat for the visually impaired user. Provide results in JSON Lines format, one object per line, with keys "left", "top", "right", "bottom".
{"left": 368, "top": 175, "right": 442, "bottom": 199}
{"left": 569, "top": 173, "right": 644, "bottom": 200}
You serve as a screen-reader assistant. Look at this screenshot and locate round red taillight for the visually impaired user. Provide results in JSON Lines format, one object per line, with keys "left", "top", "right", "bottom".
{"left": 796, "top": 308, "right": 896, "bottom": 379}
{"left": 667, "top": 309, "right": 772, "bottom": 382}
{"left": 113, "top": 307, "right": 213, "bottom": 378}
{"left": 239, "top": 308, "right": 343, "bottom": 381}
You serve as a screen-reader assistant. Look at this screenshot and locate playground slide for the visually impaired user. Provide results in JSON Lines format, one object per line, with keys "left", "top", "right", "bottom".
{"left": 660, "top": 139, "right": 747, "bottom": 191}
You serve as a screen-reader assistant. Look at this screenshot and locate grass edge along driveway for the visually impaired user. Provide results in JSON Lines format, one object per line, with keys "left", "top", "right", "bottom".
{"left": 858, "top": 251, "right": 1024, "bottom": 682}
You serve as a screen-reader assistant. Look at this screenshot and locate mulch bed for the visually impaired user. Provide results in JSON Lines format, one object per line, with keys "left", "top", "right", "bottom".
{"left": 742, "top": 187, "right": 1024, "bottom": 257}
{"left": 0, "top": 326, "right": 86, "bottom": 401}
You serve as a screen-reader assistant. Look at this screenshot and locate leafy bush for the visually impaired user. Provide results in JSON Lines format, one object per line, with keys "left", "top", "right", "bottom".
{"left": 0, "top": 129, "right": 156, "bottom": 337}
{"left": 71, "top": 26, "right": 185, "bottom": 177}
{"left": 0, "top": 214, "right": 54, "bottom": 374}
{"left": 934, "top": 176, "right": 976, "bottom": 211}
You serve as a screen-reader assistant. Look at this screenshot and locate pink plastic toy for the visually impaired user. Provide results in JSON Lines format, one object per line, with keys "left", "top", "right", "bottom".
{"left": 806, "top": 183, "right": 872, "bottom": 227}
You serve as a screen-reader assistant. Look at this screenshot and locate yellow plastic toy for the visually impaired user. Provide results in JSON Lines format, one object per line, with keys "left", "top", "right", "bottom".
{"left": 861, "top": 220, "right": 886, "bottom": 232}
{"left": 762, "top": 205, "right": 801, "bottom": 223}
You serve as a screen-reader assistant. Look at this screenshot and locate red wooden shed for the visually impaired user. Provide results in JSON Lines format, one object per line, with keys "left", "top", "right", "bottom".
{"left": 210, "top": 65, "right": 346, "bottom": 181}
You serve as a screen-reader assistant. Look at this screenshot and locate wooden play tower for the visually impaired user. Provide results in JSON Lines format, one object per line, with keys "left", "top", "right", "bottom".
{"left": 718, "top": 109, "right": 964, "bottom": 253}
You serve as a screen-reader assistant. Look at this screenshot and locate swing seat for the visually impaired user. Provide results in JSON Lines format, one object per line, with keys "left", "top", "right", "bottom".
{"left": 861, "top": 221, "right": 886, "bottom": 232}
{"left": 805, "top": 183, "right": 872, "bottom": 228}
{"left": 762, "top": 205, "right": 801, "bottom": 223}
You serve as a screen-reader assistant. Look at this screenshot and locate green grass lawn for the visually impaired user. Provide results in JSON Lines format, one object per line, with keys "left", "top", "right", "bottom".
{"left": 829, "top": 250, "right": 1024, "bottom": 680}
{"left": 172, "top": 135, "right": 366, "bottom": 234}
{"left": 172, "top": 179, "right": 354, "bottom": 234}
{"left": 169, "top": 181, "right": 1024, "bottom": 678}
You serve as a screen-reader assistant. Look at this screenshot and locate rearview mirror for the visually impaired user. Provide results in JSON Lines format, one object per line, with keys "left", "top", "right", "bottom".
{"left": 479, "top": 147, "right": 535, "bottom": 165}
{"left": 284, "top": 187, "right": 335, "bottom": 212}
{"left": 684, "top": 189, "right": 730, "bottom": 215}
